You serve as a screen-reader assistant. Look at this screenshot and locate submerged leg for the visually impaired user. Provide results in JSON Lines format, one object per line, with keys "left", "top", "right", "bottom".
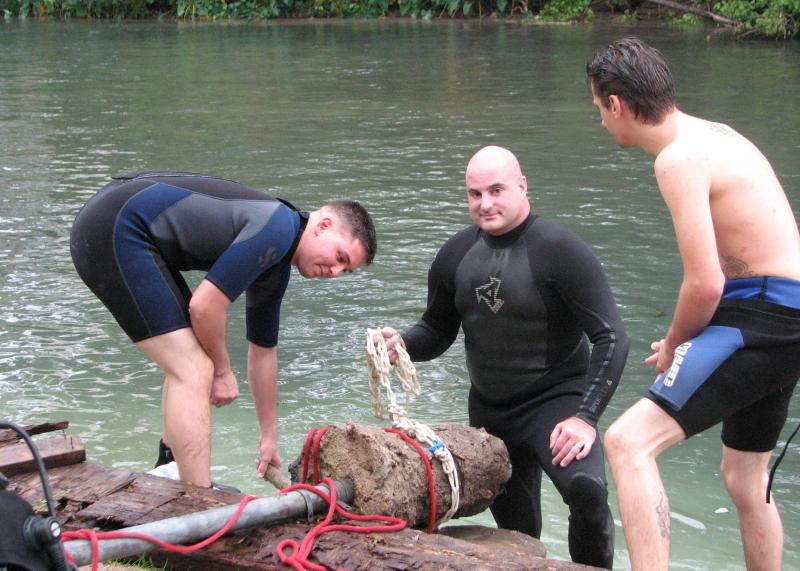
{"left": 138, "top": 328, "right": 214, "bottom": 487}
{"left": 604, "top": 399, "right": 685, "bottom": 571}
{"left": 721, "top": 446, "right": 783, "bottom": 571}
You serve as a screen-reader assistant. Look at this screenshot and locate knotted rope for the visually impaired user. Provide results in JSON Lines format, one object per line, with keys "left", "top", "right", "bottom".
{"left": 364, "top": 328, "right": 460, "bottom": 525}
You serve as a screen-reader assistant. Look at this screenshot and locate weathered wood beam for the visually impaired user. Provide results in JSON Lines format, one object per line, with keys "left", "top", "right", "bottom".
{"left": 0, "top": 421, "right": 70, "bottom": 446}
{"left": 0, "top": 434, "right": 85, "bottom": 476}
{"left": 9, "top": 461, "right": 600, "bottom": 570}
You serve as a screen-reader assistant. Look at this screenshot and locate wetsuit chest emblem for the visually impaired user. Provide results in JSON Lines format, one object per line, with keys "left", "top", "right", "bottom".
{"left": 475, "top": 277, "right": 504, "bottom": 313}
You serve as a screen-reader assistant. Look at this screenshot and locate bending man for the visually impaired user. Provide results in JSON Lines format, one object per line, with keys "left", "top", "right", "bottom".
{"left": 71, "top": 171, "right": 376, "bottom": 487}
{"left": 587, "top": 37, "right": 800, "bottom": 570}
{"left": 378, "top": 146, "right": 628, "bottom": 569}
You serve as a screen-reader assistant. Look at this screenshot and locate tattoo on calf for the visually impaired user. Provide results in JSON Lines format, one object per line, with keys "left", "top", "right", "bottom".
{"left": 722, "top": 255, "right": 754, "bottom": 279}
{"left": 656, "top": 491, "right": 671, "bottom": 539}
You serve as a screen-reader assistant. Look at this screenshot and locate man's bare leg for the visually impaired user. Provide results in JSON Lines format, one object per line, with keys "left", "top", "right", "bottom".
{"left": 604, "top": 399, "right": 685, "bottom": 571}
{"left": 721, "top": 446, "right": 783, "bottom": 571}
{"left": 138, "top": 328, "right": 214, "bottom": 487}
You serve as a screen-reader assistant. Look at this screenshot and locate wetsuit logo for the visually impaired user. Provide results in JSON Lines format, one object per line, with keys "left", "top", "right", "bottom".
{"left": 663, "top": 341, "right": 692, "bottom": 387}
{"left": 476, "top": 277, "right": 504, "bottom": 314}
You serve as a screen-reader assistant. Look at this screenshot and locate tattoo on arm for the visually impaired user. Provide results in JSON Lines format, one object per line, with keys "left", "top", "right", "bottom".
{"left": 709, "top": 122, "right": 738, "bottom": 139}
{"left": 656, "top": 491, "right": 671, "bottom": 539}
{"left": 721, "top": 256, "right": 754, "bottom": 279}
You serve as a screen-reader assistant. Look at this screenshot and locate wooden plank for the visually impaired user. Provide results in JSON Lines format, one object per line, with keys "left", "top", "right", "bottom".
{"left": 0, "top": 421, "right": 70, "bottom": 446}
{"left": 0, "top": 434, "right": 85, "bottom": 476}
{"left": 146, "top": 522, "right": 595, "bottom": 571}
{"left": 76, "top": 473, "right": 241, "bottom": 528}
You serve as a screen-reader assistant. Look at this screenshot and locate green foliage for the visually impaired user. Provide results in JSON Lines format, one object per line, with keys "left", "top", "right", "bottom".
{"left": 0, "top": 0, "right": 796, "bottom": 38}
{"left": 714, "top": 0, "right": 799, "bottom": 37}
{"left": 1, "top": 0, "right": 167, "bottom": 18}
{"left": 670, "top": 11, "right": 704, "bottom": 26}
{"left": 538, "top": 0, "right": 590, "bottom": 21}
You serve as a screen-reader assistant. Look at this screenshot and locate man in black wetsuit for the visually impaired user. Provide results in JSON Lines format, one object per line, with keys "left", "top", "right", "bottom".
{"left": 71, "top": 171, "right": 377, "bottom": 488}
{"left": 378, "top": 146, "right": 628, "bottom": 569}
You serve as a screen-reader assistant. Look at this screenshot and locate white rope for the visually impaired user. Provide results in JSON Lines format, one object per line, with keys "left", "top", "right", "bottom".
{"left": 365, "top": 328, "right": 460, "bottom": 525}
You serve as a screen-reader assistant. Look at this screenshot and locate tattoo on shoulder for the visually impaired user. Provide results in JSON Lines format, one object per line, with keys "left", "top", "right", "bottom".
{"left": 656, "top": 491, "right": 671, "bottom": 539}
{"left": 722, "top": 256, "right": 755, "bottom": 279}
{"left": 709, "top": 122, "right": 738, "bottom": 139}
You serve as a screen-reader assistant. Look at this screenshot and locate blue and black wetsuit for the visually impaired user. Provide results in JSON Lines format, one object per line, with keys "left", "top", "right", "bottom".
{"left": 402, "top": 213, "right": 629, "bottom": 569}
{"left": 649, "top": 276, "right": 800, "bottom": 452}
{"left": 70, "top": 172, "right": 307, "bottom": 347}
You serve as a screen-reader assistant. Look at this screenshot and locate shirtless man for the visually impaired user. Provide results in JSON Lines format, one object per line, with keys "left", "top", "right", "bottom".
{"left": 587, "top": 37, "right": 800, "bottom": 570}
{"left": 71, "top": 171, "right": 376, "bottom": 487}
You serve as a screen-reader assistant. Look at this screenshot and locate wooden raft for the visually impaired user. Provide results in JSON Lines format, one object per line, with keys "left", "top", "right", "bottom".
{"left": 1, "top": 422, "right": 601, "bottom": 570}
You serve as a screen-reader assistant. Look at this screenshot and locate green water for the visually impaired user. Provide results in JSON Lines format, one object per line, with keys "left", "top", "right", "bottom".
{"left": 1, "top": 18, "right": 798, "bottom": 570}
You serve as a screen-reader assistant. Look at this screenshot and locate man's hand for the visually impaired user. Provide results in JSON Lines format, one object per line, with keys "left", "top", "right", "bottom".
{"left": 645, "top": 338, "right": 674, "bottom": 375}
{"left": 255, "top": 433, "right": 282, "bottom": 479}
{"left": 550, "top": 416, "right": 597, "bottom": 468}
{"left": 210, "top": 369, "right": 239, "bottom": 407}
{"left": 373, "top": 327, "right": 404, "bottom": 364}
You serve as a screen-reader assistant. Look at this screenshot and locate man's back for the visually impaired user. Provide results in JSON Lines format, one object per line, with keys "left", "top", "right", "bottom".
{"left": 657, "top": 113, "right": 800, "bottom": 280}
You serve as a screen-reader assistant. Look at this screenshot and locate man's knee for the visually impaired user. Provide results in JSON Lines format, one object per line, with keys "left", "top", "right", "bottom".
{"left": 566, "top": 472, "right": 609, "bottom": 513}
{"left": 605, "top": 399, "right": 684, "bottom": 468}
{"left": 720, "top": 455, "right": 770, "bottom": 509}
{"left": 604, "top": 419, "right": 633, "bottom": 465}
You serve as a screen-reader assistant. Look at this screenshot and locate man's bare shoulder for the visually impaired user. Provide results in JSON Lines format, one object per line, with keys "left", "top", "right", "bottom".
{"left": 705, "top": 119, "right": 742, "bottom": 139}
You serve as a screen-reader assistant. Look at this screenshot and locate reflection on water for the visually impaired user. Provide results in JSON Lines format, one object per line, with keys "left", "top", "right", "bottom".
{"left": 1, "top": 19, "right": 798, "bottom": 570}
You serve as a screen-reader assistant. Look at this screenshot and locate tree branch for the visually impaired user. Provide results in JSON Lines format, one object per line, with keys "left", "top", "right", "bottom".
{"left": 644, "top": 0, "right": 736, "bottom": 26}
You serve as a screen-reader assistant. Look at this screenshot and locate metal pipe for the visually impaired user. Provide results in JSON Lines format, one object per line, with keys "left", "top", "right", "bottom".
{"left": 63, "top": 479, "right": 354, "bottom": 566}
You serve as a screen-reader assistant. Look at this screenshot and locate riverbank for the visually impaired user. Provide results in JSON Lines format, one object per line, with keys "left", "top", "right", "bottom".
{"left": 1, "top": 0, "right": 797, "bottom": 38}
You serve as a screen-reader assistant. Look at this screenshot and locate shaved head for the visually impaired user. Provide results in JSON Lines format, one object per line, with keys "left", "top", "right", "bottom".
{"left": 466, "top": 145, "right": 524, "bottom": 183}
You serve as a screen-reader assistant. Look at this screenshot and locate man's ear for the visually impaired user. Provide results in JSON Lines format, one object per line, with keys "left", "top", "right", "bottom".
{"left": 608, "top": 94, "right": 623, "bottom": 117}
{"left": 316, "top": 217, "right": 333, "bottom": 234}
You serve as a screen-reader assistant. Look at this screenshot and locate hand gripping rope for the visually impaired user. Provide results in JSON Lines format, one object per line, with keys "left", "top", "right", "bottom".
{"left": 364, "top": 328, "right": 461, "bottom": 525}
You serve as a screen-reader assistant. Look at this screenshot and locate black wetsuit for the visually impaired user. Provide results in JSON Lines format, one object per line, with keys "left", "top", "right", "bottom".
{"left": 403, "top": 214, "right": 629, "bottom": 569}
{"left": 70, "top": 172, "right": 307, "bottom": 347}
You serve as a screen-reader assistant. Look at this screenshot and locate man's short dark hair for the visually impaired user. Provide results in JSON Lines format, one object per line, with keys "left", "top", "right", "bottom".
{"left": 325, "top": 200, "right": 377, "bottom": 265}
{"left": 586, "top": 36, "right": 676, "bottom": 125}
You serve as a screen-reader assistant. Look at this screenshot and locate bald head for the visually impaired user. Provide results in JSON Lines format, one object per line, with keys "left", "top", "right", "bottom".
{"left": 466, "top": 145, "right": 524, "bottom": 183}
{"left": 465, "top": 146, "right": 530, "bottom": 236}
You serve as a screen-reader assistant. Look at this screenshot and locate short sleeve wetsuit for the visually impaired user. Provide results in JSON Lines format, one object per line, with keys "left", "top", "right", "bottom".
{"left": 70, "top": 172, "right": 307, "bottom": 347}
{"left": 402, "top": 214, "right": 628, "bottom": 569}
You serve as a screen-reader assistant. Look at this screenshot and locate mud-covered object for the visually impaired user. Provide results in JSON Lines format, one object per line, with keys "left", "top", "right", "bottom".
{"left": 289, "top": 423, "right": 511, "bottom": 529}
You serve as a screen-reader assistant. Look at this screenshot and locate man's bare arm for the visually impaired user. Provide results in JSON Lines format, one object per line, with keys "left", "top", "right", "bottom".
{"left": 652, "top": 149, "right": 725, "bottom": 371}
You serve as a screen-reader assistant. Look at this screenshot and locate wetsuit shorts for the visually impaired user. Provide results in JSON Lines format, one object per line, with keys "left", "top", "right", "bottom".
{"left": 647, "top": 277, "right": 800, "bottom": 452}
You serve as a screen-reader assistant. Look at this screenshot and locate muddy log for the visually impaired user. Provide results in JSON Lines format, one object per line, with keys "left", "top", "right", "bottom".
{"left": 288, "top": 422, "right": 511, "bottom": 530}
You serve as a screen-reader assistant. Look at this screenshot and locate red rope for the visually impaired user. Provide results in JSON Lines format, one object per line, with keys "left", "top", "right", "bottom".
{"left": 383, "top": 427, "right": 438, "bottom": 534}
{"left": 299, "top": 426, "right": 438, "bottom": 532}
{"left": 64, "top": 425, "right": 440, "bottom": 571}
{"left": 281, "top": 425, "right": 442, "bottom": 570}
{"left": 61, "top": 494, "right": 257, "bottom": 571}
{"left": 301, "top": 426, "right": 330, "bottom": 485}
{"left": 275, "top": 477, "right": 405, "bottom": 571}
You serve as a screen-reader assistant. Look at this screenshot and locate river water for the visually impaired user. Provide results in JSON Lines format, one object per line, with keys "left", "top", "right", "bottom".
{"left": 1, "top": 18, "right": 798, "bottom": 570}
